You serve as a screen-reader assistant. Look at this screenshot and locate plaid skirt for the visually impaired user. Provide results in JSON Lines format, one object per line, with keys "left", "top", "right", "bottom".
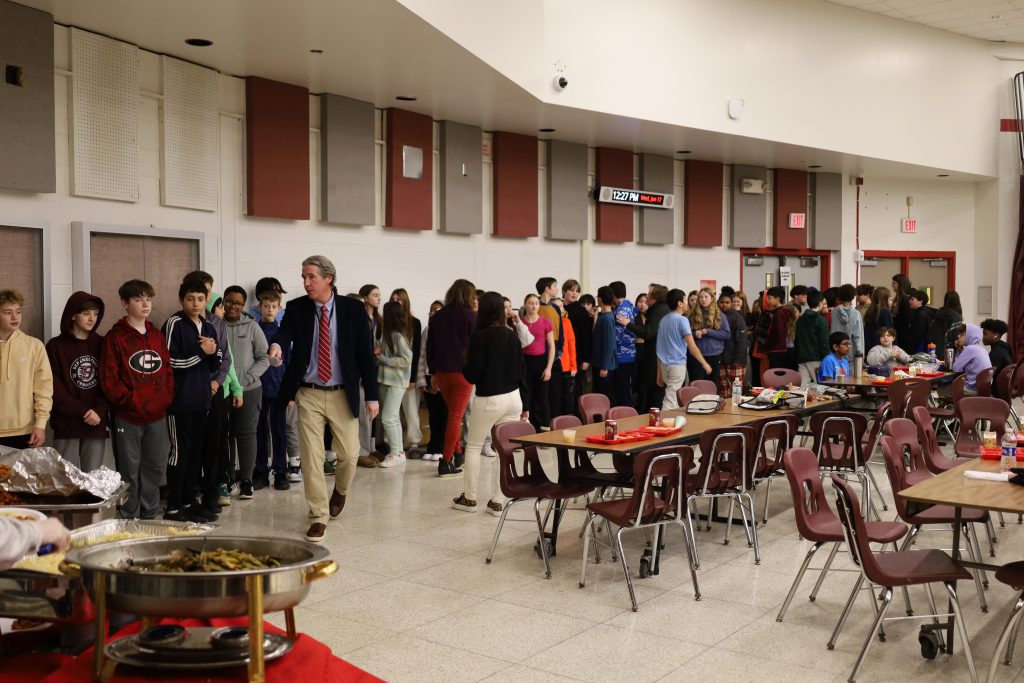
{"left": 719, "top": 363, "right": 747, "bottom": 396}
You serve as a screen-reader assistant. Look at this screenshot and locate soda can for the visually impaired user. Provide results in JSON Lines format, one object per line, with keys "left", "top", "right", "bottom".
{"left": 604, "top": 419, "right": 617, "bottom": 440}
{"left": 649, "top": 408, "right": 661, "bottom": 426}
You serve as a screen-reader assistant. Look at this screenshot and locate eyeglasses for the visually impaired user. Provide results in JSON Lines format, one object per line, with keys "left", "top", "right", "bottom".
{"left": 838, "top": 341, "right": 852, "bottom": 347}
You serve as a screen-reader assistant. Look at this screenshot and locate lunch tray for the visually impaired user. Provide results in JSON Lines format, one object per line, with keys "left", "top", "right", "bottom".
{"left": 634, "top": 425, "right": 684, "bottom": 436}
{"left": 918, "top": 371, "right": 944, "bottom": 378}
{"left": 870, "top": 379, "right": 895, "bottom": 386}
{"left": 585, "top": 431, "right": 654, "bottom": 445}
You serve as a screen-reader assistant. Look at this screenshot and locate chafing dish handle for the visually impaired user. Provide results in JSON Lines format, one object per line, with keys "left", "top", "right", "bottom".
{"left": 58, "top": 560, "right": 82, "bottom": 578}
{"left": 304, "top": 560, "right": 338, "bottom": 583}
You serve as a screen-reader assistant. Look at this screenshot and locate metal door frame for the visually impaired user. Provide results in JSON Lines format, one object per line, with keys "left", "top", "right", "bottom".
{"left": 739, "top": 247, "right": 831, "bottom": 292}
{"left": 862, "top": 250, "right": 956, "bottom": 292}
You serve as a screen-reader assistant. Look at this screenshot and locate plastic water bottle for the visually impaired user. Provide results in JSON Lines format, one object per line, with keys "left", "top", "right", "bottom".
{"left": 732, "top": 378, "right": 742, "bottom": 406}
{"left": 1002, "top": 432, "right": 1018, "bottom": 473}
{"left": 928, "top": 343, "right": 937, "bottom": 363}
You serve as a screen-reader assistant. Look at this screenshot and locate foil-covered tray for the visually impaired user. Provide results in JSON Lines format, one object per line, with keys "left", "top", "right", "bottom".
{"left": 69, "top": 519, "right": 215, "bottom": 546}
{"left": 0, "top": 447, "right": 123, "bottom": 500}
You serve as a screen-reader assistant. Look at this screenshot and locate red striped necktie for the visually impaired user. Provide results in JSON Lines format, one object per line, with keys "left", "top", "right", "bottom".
{"left": 317, "top": 304, "right": 332, "bottom": 384}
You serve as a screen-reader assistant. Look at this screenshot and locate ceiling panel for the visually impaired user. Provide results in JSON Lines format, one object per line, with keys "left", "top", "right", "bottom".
{"left": 826, "top": 0, "right": 1024, "bottom": 42}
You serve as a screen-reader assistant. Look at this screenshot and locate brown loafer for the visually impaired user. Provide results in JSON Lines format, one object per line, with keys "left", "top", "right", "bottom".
{"left": 329, "top": 490, "right": 346, "bottom": 518}
{"left": 305, "top": 522, "right": 326, "bottom": 542}
{"left": 357, "top": 455, "right": 379, "bottom": 468}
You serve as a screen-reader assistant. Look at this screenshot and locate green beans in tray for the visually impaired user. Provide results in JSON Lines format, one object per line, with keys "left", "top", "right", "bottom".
{"left": 127, "top": 548, "right": 282, "bottom": 573}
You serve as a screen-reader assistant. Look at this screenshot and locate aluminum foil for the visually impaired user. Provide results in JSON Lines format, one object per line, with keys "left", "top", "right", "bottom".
{"left": 0, "top": 447, "right": 122, "bottom": 499}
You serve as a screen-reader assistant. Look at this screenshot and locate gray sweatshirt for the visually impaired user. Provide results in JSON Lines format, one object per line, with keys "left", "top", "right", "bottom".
{"left": 831, "top": 304, "right": 864, "bottom": 361}
{"left": 224, "top": 313, "right": 270, "bottom": 391}
{"left": 0, "top": 517, "right": 43, "bottom": 570}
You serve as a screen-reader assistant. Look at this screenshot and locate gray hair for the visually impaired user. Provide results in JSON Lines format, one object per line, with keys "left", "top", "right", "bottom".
{"left": 301, "top": 255, "right": 336, "bottom": 284}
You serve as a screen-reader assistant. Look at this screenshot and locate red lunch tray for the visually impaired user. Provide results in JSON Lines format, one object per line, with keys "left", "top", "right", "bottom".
{"left": 635, "top": 425, "right": 684, "bottom": 437}
{"left": 585, "top": 431, "right": 654, "bottom": 445}
{"left": 871, "top": 379, "right": 895, "bottom": 386}
{"left": 918, "top": 371, "right": 944, "bottom": 378}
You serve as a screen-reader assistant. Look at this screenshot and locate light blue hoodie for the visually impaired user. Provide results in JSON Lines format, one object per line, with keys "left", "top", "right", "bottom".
{"left": 952, "top": 324, "right": 992, "bottom": 391}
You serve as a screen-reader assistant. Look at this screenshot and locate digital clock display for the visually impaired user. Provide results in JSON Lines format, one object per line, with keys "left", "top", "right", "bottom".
{"left": 596, "top": 186, "right": 674, "bottom": 209}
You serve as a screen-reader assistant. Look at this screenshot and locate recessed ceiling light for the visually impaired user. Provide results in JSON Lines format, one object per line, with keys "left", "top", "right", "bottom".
{"left": 395, "top": 95, "right": 417, "bottom": 101}
{"left": 808, "top": 164, "right": 822, "bottom": 169}
{"left": 310, "top": 49, "right": 324, "bottom": 54}
{"left": 992, "top": 14, "right": 1002, "bottom": 19}
{"left": 675, "top": 150, "right": 691, "bottom": 154}
{"left": 937, "top": 174, "right": 949, "bottom": 177}
{"left": 185, "top": 38, "right": 213, "bottom": 47}
{"left": 538, "top": 128, "right": 556, "bottom": 133}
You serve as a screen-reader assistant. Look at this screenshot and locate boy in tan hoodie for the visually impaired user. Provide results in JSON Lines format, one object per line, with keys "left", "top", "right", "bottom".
{"left": 0, "top": 289, "right": 53, "bottom": 449}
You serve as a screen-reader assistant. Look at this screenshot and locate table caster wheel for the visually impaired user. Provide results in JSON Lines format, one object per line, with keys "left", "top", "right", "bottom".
{"left": 919, "top": 630, "right": 939, "bottom": 660}
{"left": 639, "top": 557, "right": 651, "bottom": 578}
{"left": 534, "top": 540, "right": 553, "bottom": 559}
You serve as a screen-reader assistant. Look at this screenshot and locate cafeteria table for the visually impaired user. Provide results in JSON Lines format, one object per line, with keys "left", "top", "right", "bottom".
{"left": 823, "top": 370, "right": 958, "bottom": 392}
{"left": 511, "top": 396, "right": 841, "bottom": 574}
{"left": 898, "top": 458, "right": 1024, "bottom": 663}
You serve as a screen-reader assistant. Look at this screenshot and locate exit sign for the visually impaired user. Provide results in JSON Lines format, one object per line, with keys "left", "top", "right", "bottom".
{"left": 787, "top": 212, "right": 806, "bottom": 229}
{"left": 902, "top": 218, "right": 918, "bottom": 233}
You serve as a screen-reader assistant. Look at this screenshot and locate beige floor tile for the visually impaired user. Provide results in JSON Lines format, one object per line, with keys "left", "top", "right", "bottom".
{"left": 523, "top": 623, "right": 706, "bottom": 682}
{"left": 266, "top": 606, "right": 396, "bottom": 656}
{"left": 342, "top": 634, "right": 509, "bottom": 683}
{"left": 479, "top": 665, "right": 583, "bottom": 682}
{"left": 339, "top": 538, "right": 465, "bottom": 578}
{"left": 404, "top": 599, "right": 594, "bottom": 663}
{"left": 308, "top": 577, "right": 482, "bottom": 631}
{"left": 660, "top": 648, "right": 842, "bottom": 682}
{"left": 606, "top": 592, "right": 768, "bottom": 646}
{"left": 407, "top": 553, "right": 548, "bottom": 599}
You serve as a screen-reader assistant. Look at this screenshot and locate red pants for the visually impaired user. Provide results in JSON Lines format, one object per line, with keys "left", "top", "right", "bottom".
{"left": 433, "top": 371, "right": 473, "bottom": 462}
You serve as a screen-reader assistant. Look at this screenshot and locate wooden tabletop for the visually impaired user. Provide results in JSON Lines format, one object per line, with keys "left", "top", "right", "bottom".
{"left": 898, "top": 458, "right": 1024, "bottom": 516}
{"left": 824, "top": 371, "right": 955, "bottom": 389}
{"left": 512, "top": 397, "right": 840, "bottom": 455}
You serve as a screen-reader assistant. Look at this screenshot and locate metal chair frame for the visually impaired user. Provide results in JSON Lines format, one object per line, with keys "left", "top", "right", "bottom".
{"left": 812, "top": 413, "right": 882, "bottom": 520}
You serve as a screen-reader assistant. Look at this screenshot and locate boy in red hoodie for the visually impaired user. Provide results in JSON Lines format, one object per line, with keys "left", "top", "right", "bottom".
{"left": 99, "top": 280, "right": 174, "bottom": 519}
{"left": 46, "top": 292, "right": 111, "bottom": 472}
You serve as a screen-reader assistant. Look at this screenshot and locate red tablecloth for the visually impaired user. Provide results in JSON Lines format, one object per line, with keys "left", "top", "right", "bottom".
{"left": 16, "top": 618, "right": 382, "bottom": 683}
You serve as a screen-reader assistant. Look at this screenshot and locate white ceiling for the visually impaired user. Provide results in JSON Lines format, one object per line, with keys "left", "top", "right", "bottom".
{"left": 13, "top": 0, "right": 991, "bottom": 181}
{"left": 826, "top": 0, "right": 1024, "bottom": 42}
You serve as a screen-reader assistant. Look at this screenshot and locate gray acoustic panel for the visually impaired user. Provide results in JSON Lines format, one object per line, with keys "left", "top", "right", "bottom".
{"left": 439, "top": 120, "right": 482, "bottom": 234}
{"left": 730, "top": 164, "right": 768, "bottom": 248}
{"left": 811, "top": 172, "right": 842, "bottom": 251}
{"left": 638, "top": 154, "right": 674, "bottom": 244}
{"left": 545, "top": 140, "right": 588, "bottom": 240}
{"left": 0, "top": 0, "right": 54, "bottom": 193}
{"left": 320, "top": 94, "right": 375, "bottom": 225}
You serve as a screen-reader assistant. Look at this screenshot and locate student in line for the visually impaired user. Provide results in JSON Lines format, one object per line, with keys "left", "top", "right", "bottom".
{"left": 376, "top": 301, "right": 413, "bottom": 468}
{"left": 929, "top": 290, "right": 963, "bottom": 358}
{"left": 520, "top": 293, "right": 555, "bottom": 430}
{"left": 862, "top": 286, "right": 894, "bottom": 353}
{"left": 0, "top": 290, "right": 53, "bottom": 450}
{"left": 866, "top": 327, "right": 912, "bottom": 369}
{"left": 830, "top": 284, "right": 864, "bottom": 362}
{"left": 718, "top": 291, "right": 748, "bottom": 396}
{"left": 689, "top": 286, "right": 730, "bottom": 383}
{"left": 817, "top": 332, "right": 852, "bottom": 383}
{"left": 550, "top": 297, "right": 578, "bottom": 417}
{"left": 610, "top": 281, "right": 637, "bottom": 407}
{"left": 390, "top": 288, "right": 423, "bottom": 454}
{"left": 100, "top": 280, "right": 173, "bottom": 519}
{"left": 536, "top": 278, "right": 564, "bottom": 418}
{"left": 891, "top": 273, "right": 914, "bottom": 347}
{"left": 623, "top": 285, "right": 670, "bottom": 410}
{"left": 46, "top": 291, "right": 109, "bottom": 471}
{"left": 757, "top": 286, "right": 792, "bottom": 371}
{"left": 855, "top": 283, "right": 874, "bottom": 318}
{"left": 795, "top": 289, "right": 830, "bottom": 386}
{"left": 591, "top": 286, "right": 618, "bottom": 401}
{"left": 357, "top": 284, "right": 384, "bottom": 466}
{"left": 255, "top": 292, "right": 290, "bottom": 490}
{"left": 563, "top": 280, "right": 592, "bottom": 402}
{"left": 420, "top": 300, "right": 446, "bottom": 462}
{"left": 658, "top": 288, "right": 711, "bottom": 409}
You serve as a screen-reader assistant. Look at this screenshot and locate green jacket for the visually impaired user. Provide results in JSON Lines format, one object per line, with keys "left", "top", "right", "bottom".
{"left": 795, "top": 309, "right": 830, "bottom": 364}
{"left": 206, "top": 291, "right": 243, "bottom": 398}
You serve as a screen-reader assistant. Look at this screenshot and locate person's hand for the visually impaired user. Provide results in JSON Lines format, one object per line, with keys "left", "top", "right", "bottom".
{"left": 694, "top": 329, "right": 704, "bottom": 339}
{"left": 269, "top": 346, "right": 282, "bottom": 364}
{"left": 581, "top": 362, "right": 590, "bottom": 371}
{"left": 82, "top": 410, "right": 101, "bottom": 426}
{"left": 28, "top": 428, "right": 45, "bottom": 447}
{"left": 570, "top": 370, "right": 577, "bottom": 377}
{"left": 199, "top": 336, "right": 217, "bottom": 355}
{"left": 232, "top": 396, "right": 243, "bottom": 409}
{"left": 288, "top": 400, "right": 296, "bottom": 407}
{"left": 520, "top": 411, "right": 530, "bottom": 421}
{"left": 615, "top": 314, "right": 629, "bottom": 326}
{"left": 702, "top": 361, "right": 712, "bottom": 375}
{"left": 374, "top": 346, "right": 382, "bottom": 358}
{"left": 510, "top": 311, "right": 521, "bottom": 324}
{"left": 365, "top": 402, "right": 380, "bottom": 421}
{"left": 36, "top": 517, "right": 71, "bottom": 552}
{"left": 407, "top": 382, "right": 414, "bottom": 389}
{"left": 542, "top": 368, "right": 551, "bottom": 382}
{"left": 210, "top": 380, "right": 221, "bottom": 396}
{"left": 656, "top": 375, "right": 665, "bottom": 388}
{"left": 599, "top": 369, "right": 608, "bottom": 378}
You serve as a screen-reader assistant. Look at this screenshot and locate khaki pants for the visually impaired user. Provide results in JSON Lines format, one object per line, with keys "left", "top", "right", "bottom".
{"left": 660, "top": 363, "right": 688, "bottom": 410}
{"left": 463, "top": 389, "right": 522, "bottom": 502}
{"left": 296, "top": 388, "right": 360, "bottom": 524}
{"left": 798, "top": 362, "right": 821, "bottom": 386}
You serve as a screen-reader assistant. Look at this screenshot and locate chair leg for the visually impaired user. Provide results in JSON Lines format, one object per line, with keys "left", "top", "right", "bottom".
{"left": 922, "top": 582, "right": 946, "bottom": 651}
{"left": 705, "top": 498, "right": 714, "bottom": 531}
{"left": 989, "top": 595, "right": 1024, "bottom": 683}
{"left": 615, "top": 528, "right": 638, "bottom": 612}
{"left": 944, "top": 582, "right": 979, "bottom": 683}
{"left": 899, "top": 524, "right": 921, "bottom": 552}
{"left": 740, "top": 492, "right": 760, "bottom": 564}
{"left": 1004, "top": 592, "right": 1024, "bottom": 665}
{"left": 849, "top": 587, "right": 893, "bottom": 683}
{"left": 810, "top": 543, "right": 840, "bottom": 602}
{"left": 962, "top": 525, "right": 989, "bottom": 612}
{"left": 829, "top": 574, "right": 864, "bottom": 650}
{"left": 677, "top": 521, "right": 701, "bottom": 601}
{"left": 685, "top": 496, "right": 701, "bottom": 569}
{"left": 485, "top": 499, "right": 514, "bottom": 564}
{"left": 997, "top": 513, "right": 1006, "bottom": 530}
{"left": 724, "top": 497, "right": 736, "bottom": 546}
{"left": 605, "top": 514, "right": 617, "bottom": 561}
{"left": 986, "top": 517, "right": 998, "bottom": 554}
{"left": 864, "top": 465, "right": 888, "bottom": 511}
{"left": 579, "top": 513, "right": 595, "bottom": 588}
{"left": 968, "top": 523, "right": 990, "bottom": 588}
{"left": 534, "top": 498, "right": 552, "bottom": 579}
{"left": 761, "top": 477, "right": 772, "bottom": 525}
{"left": 777, "top": 541, "right": 824, "bottom": 622}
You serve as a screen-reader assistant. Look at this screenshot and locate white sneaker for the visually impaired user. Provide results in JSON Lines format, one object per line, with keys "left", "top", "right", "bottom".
{"left": 424, "top": 452, "right": 440, "bottom": 461}
{"left": 397, "top": 452, "right": 407, "bottom": 463}
{"left": 481, "top": 443, "right": 497, "bottom": 458}
{"left": 379, "top": 453, "right": 403, "bottom": 468}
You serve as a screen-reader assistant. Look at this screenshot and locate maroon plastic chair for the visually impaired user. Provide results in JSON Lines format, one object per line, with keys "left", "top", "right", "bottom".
{"left": 929, "top": 374, "right": 966, "bottom": 442}
{"left": 748, "top": 414, "right": 800, "bottom": 524}
{"left": 996, "top": 364, "right": 1017, "bottom": 402}
{"left": 761, "top": 367, "right": 802, "bottom": 389}
{"left": 976, "top": 367, "right": 995, "bottom": 398}
{"left": 882, "top": 418, "right": 930, "bottom": 487}
{"left": 954, "top": 396, "right": 1010, "bottom": 459}
{"left": 578, "top": 393, "right": 611, "bottom": 425}
{"left": 911, "top": 405, "right": 959, "bottom": 475}
{"left": 879, "top": 434, "right": 989, "bottom": 612}
{"left": 689, "top": 379, "right": 719, "bottom": 395}
{"left": 886, "top": 378, "right": 931, "bottom": 419}
{"left": 829, "top": 475, "right": 978, "bottom": 683}
{"left": 607, "top": 406, "right": 638, "bottom": 420}
{"left": 1011, "top": 364, "right": 1024, "bottom": 428}
{"left": 987, "top": 562, "right": 1024, "bottom": 682}
{"left": 675, "top": 385, "right": 702, "bottom": 409}
{"left": 809, "top": 411, "right": 883, "bottom": 518}
{"left": 486, "top": 421, "right": 595, "bottom": 578}
{"left": 688, "top": 425, "right": 760, "bottom": 563}
{"left": 604, "top": 406, "right": 639, "bottom": 478}
{"left": 776, "top": 448, "right": 906, "bottom": 623}
{"left": 580, "top": 445, "right": 700, "bottom": 610}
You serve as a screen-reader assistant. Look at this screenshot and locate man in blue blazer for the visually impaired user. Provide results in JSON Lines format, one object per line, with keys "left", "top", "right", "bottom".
{"left": 269, "top": 255, "right": 378, "bottom": 541}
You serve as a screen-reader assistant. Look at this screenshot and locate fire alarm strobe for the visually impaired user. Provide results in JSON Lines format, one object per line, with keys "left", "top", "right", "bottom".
{"left": 596, "top": 186, "right": 674, "bottom": 209}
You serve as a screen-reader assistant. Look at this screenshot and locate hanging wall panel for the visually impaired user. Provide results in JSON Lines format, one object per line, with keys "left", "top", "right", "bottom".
{"left": 439, "top": 120, "right": 483, "bottom": 234}
{"left": 545, "top": 140, "right": 588, "bottom": 241}
{"left": 773, "top": 168, "right": 809, "bottom": 250}
{"left": 385, "top": 108, "right": 432, "bottom": 230}
{"left": 730, "top": 164, "right": 769, "bottom": 248}
{"left": 595, "top": 147, "right": 634, "bottom": 242}
{"left": 320, "top": 94, "right": 375, "bottom": 226}
{"left": 683, "top": 160, "right": 723, "bottom": 247}
{"left": 492, "top": 131, "right": 538, "bottom": 238}
{"left": 245, "top": 76, "right": 309, "bottom": 220}
{"left": 638, "top": 154, "right": 674, "bottom": 245}
{"left": 811, "top": 172, "right": 843, "bottom": 251}
{"left": 161, "top": 57, "right": 218, "bottom": 211}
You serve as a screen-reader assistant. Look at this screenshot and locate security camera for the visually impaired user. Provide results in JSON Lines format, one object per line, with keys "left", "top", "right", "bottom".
{"left": 553, "top": 75, "right": 568, "bottom": 91}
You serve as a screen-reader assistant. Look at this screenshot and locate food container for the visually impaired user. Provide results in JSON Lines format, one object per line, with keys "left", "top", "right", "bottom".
{"left": 604, "top": 419, "right": 617, "bottom": 440}
{"left": 648, "top": 408, "right": 661, "bottom": 426}
{"left": 982, "top": 431, "right": 998, "bottom": 448}
{"left": 0, "top": 508, "right": 45, "bottom": 522}
{"left": 561, "top": 430, "right": 576, "bottom": 443}
{"left": 1, "top": 482, "right": 129, "bottom": 530}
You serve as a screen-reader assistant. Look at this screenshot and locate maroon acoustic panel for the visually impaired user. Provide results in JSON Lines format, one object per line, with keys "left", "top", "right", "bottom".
{"left": 595, "top": 147, "right": 634, "bottom": 242}
{"left": 773, "top": 168, "right": 809, "bottom": 250}
{"left": 245, "top": 77, "right": 310, "bottom": 220}
{"left": 385, "top": 108, "right": 433, "bottom": 231}
{"left": 683, "top": 160, "right": 723, "bottom": 247}
{"left": 491, "top": 131, "right": 538, "bottom": 238}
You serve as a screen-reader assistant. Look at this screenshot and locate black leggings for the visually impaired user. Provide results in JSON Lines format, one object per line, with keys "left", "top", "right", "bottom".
{"left": 688, "top": 354, "right": 722, "bottom": 384}
{"left": 424, "top": 388, "right": 448, "bottom": 454}
{"left": 523, "top": 353, "right": 551, "bottom": 430}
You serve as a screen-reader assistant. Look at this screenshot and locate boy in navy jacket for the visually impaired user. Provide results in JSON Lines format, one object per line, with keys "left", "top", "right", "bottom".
{"left": 162, "top": 276, "right": 222, "bottom": 522}
{"left": 254, "top": 293, "right": 290, "bottom": 488}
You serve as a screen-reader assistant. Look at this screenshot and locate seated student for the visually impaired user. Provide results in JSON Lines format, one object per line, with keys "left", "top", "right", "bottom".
{"left": 951, "top": 323, "right": 992, "bottom": 395}
{"left": 980, "top": 318, "right": 1013, "bottom": 380}
{"left": 817, "top": 332, "right": 852, "bottom": 383}
{"left": 865, "top": 327, "right": 912, "bottom": 369}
